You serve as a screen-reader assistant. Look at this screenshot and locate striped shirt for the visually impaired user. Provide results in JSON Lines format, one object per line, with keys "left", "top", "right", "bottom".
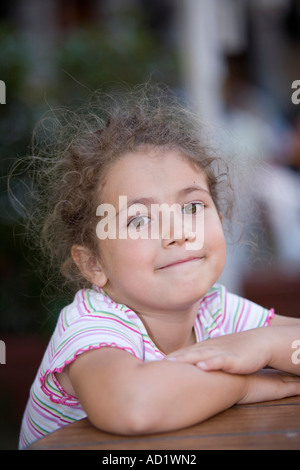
{"left": 19, "top": 283, "right": 274, "bottom": 449}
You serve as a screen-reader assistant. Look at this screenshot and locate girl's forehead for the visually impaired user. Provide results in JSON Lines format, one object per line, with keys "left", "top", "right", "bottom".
{"left": 101, "top": 148, "right": 210, "bottom": 202}
{"left": 108, "top": 147, "right": 207, "bottom": 181}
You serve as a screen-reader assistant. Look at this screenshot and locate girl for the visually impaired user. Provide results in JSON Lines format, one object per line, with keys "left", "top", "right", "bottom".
{"left": 17, "top": 87, "right": 300, "bottom": 449}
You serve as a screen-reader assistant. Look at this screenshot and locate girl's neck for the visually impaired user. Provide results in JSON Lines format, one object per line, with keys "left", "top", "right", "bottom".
{"left": 100, "top": 286, "right": 200, "bottom": 355}
{"left": 136, "top": 304, "right": 199, "bottom": 355}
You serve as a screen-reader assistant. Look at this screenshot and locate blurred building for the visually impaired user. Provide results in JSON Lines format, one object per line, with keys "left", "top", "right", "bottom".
{"left": 1, "top": 0, "right": 299, "bottom": 117}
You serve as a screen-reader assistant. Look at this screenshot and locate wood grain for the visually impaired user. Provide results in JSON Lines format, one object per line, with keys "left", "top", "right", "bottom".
{"left": 29, "top": 396, "right": 300, "bottom": 450}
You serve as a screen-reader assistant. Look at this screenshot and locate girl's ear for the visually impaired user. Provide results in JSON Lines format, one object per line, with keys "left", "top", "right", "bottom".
{"left": 71, "top": 245, "right": 108, "bottom": 287}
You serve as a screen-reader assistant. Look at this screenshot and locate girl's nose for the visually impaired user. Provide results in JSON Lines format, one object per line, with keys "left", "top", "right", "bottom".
{"left": 160, "top": 207, "right": 196, "bottom": 248}
{"left": 161, "top": 230, "right": 196, "bottom": 248}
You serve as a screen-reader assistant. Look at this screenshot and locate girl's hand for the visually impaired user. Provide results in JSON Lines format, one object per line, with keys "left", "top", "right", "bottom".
{"left": 167, "top": 328, "right": 271, "bottom": 375}
{"left": 239, "top": 369, "right": 300, "bottom": 404}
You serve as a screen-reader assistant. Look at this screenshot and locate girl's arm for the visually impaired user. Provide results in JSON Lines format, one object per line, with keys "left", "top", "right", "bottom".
{"left": 167, "top": 315, "right": 300, "bottom": 376}
{"left": 62, "top": 346, "right": 300, "bottom": 435}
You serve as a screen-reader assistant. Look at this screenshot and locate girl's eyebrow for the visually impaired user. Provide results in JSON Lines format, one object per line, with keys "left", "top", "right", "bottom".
{"left": 126, "top": 197, "right": 157, "bottom": 208}
{"left": 116, "top": 197, "right": 156, "bottom": 217}
{"left": 119, "top": 185, "right": 211, "bottom": 214}
{"left": 179, "top": 185, "right": 211, "bottom": 197}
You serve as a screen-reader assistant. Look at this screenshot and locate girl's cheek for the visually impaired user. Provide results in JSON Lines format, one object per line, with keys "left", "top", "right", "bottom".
{"left": 205, "top": 216, "right": 226, "bottom": 248}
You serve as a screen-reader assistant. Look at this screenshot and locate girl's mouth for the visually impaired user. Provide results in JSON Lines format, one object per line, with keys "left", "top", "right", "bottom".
{"left": 157, "top": 256, "right": 204, "bottom": 270}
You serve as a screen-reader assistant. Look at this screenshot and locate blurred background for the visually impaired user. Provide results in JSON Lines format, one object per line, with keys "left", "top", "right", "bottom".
{"left": 0, "top": 0, "right": 300, "bottom": 449}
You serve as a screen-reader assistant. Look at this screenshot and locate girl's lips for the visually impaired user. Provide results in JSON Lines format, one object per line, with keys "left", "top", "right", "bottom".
{"left": 157, "top": 256, "right": 204, "bottom": 270}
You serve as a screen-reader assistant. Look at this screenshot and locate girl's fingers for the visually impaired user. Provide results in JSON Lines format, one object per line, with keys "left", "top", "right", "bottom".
{"left": 166, "top": 351, "right": 211, "bottom": 364}
{"left": 166, "top": 350, "right": 198, "bottom": 362}
{"left": 196, "top": 354, "right": 238, "bottom": 372}
{"left": 166, "top": 346, "right": 221, "bottom": 363}
{"left": 166, "top": 352, "right": 241, "bottom": 373}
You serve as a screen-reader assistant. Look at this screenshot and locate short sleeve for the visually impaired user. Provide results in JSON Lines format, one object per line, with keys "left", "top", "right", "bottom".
{"left": 39, "top": 289, "right": 145, "bottom": 404}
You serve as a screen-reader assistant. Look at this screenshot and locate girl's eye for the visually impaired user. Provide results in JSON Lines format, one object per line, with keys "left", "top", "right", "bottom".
{"left": 182, "top": 202, "right": 204, "bottom": 215}
{"left": 128, "top": 215, "right": 150, "bottom": 229}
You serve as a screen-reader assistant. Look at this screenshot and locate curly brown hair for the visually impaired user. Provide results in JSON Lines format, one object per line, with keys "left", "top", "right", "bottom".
{"left": 11, "top": 84, "right": 233, "bottom": 296}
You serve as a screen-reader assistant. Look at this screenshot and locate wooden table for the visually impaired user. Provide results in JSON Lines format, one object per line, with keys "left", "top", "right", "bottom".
{"left": 29, "top": 396, "right": 300, "bottom": 450}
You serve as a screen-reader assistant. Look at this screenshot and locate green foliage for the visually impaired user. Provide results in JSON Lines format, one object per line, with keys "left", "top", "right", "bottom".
{"left": 0, "top": 25, "right": 29, "bottom": 96}
{"left": 0, "top": 10, "right": 180, "bottom": 334}
{"left": 54, "top": 20, "right": 178, "bottom": 102}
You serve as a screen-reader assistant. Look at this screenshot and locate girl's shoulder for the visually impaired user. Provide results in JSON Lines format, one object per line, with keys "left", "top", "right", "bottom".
{"left": 43, "top": 287, "right": 150, "bottom": 377}
{"left": 51, "top": 286, "right": 162, "bottom": 361}
{"left": 58, "top": 286, "right": 139, "bottom": 328}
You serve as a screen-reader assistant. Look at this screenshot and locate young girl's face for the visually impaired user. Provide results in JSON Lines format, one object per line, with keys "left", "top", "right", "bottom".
{"left": 94, "top": 147, "right": 226, "bottom": 316}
